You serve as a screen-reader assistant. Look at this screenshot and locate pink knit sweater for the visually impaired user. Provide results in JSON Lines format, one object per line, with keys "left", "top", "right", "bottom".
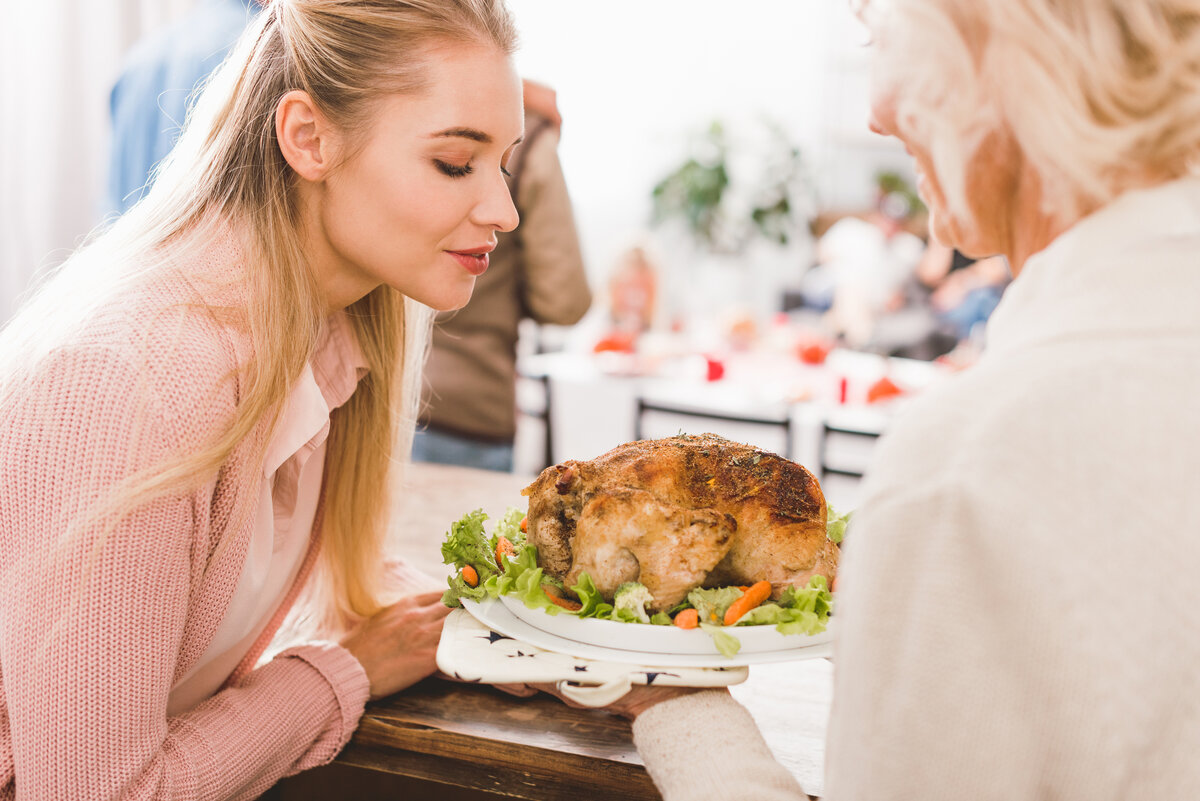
{"left": 0, "top": 235, "right": 371, "bottom": 800}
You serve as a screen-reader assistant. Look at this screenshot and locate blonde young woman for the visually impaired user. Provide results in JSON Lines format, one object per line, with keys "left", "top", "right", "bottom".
{"left": 0, "top": 0, "right": 522, "bottom": 797}
{"left": 599, "top": 2, "right": 1200, "bottom": 799}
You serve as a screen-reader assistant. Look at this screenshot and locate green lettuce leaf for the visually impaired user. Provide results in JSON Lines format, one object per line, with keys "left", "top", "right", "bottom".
{"left": 441, "top": 572, "right": 488, "bottom": 608}
{"left": 512, "top": 565, "right": 563, "bottom": 615}
{"left": 700, "top": 622, "right": 742, "bottom": 657}
{"left": 779, "top": 575, "right": 833, "bottom": 616}
{"left": 826, "top": 504, "right": 853, "bottom": 544}
{"left": 774, "top": 612, "right": 828, "bottom": 637}
{"left": 477, "top": 540, "right": 566, "bottom": 616}
{"left": 571, "top": 572, "right": 613, "bottom": 619}
{"left": 441, "top": 509, "right": 498, "bottom": 574}
{"left": 734, "top": 602, "right": 789, "bottom": 626}
{"left": 732, "top": 575, "right": 835, "bottom": 635}
{"left": 491, "top": 507, "right": 527, "bottom": 553}
{"left": 440, "top": 509, "right": 501, "bottom": 608}
{"left": 483, "top": 541, "right": 538, "bottom": 598}
{"left": 687, "top": 586, "right": 744, "bottom": 626}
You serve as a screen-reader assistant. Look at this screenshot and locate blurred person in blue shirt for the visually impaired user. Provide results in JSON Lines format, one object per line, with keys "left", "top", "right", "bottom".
{"left": 106, "top": 0, "right": 260, "bottom": 215}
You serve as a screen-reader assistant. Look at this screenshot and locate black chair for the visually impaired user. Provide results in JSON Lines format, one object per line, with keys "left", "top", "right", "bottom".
{"left": 515, "top": 371, "right": 554, "bottom": 471}
{"left": 817, "top": 421, "right": 881, "bottom": 481}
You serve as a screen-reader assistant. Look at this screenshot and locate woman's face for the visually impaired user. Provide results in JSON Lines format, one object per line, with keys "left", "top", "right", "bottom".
{"left": 866, "top": 35, "right": 1022, "bottom": 261}
{"left": 313, "top": 44, "right": 524, "bottom": 311}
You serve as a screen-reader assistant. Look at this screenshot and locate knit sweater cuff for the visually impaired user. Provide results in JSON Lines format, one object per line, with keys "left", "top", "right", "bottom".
{"left": 632, "top": 690, "right": 806, "bottom": 800}
{"left": 276, "top": 642, "right": 370, "bottom": 763}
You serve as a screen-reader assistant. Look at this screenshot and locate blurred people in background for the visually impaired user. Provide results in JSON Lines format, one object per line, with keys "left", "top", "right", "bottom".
{"left": 870, "top": 241, "right": 1014, "bottom": 363}
{"left": 800, "top": 190, "right": 926, "bottom": 351}
{"left": 915, "top": 240, "right": 1010, "bottom": 343}
{"left": 107, "top": 0, "right": 260, "bottom": 215}
{"left": 608, "top": 245, "right": 658, "bottom": 335}
{"left": 796, "top": 187, "right": 1013, "bottom": 361}
{"left": 414, "top": 83, "right": 592, "bottom": 473}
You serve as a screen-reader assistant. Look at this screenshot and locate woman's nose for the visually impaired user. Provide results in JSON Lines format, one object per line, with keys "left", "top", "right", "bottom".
{"left": 868, "top": 92, "right": 898, "bottom": 138}
{"left": 475, "top": 171, "right": 520, "bottom": 233}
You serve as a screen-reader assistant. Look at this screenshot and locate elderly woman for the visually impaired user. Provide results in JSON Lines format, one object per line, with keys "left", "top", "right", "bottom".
{"left": 618, "top": 1, "right": 1200, "bottom": 799}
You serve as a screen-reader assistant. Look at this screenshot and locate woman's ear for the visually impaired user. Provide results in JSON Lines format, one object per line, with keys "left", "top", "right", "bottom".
{"left": 276, "top": 90, "right": 337, "bottom": 181}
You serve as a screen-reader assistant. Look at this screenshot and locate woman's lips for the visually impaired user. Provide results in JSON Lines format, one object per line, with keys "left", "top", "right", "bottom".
{"left": 447, "top": 249, "right": 491, "bottom": 276}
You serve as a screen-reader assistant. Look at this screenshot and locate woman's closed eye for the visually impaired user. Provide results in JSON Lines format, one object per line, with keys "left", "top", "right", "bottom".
{"left": 434, "top": 159, "right": 473, "bottom": 178}
{"left": 434, "top": 159, "right": 514, "bottom": 179}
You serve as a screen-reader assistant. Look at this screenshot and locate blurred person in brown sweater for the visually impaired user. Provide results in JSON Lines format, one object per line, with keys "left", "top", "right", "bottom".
{"left": 415, "top": 82, "right": 592, "bottom": 472}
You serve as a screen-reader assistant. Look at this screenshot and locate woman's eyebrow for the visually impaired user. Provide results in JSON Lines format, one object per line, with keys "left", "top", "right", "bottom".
{"left": 427, "top": 127, "right": 525, "bottom": 147}
{"left": 429, "top": 127, "right": 492, "bottom": 143}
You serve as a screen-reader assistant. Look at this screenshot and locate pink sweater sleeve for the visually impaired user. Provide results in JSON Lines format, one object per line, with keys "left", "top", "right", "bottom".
{"left": 0, "top": 345, "right": 369, "bottom": 800}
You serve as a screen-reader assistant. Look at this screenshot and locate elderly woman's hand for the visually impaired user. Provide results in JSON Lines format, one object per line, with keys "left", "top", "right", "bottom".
{"left": 340, "top": 590, "right": 452, "bottom": 700}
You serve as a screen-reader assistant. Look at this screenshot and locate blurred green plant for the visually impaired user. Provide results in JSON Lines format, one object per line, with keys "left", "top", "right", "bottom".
{"left": 651, "top": 120, "right": 807, "bottom": 253}
{"left": 874, "top": 170, "right": 926, "bottom": 216}
{"left": 650, "top": 121, "right": 731, "bottom": 248}
{"left": 750, "top": 123, "right": 803, "bottom": 246}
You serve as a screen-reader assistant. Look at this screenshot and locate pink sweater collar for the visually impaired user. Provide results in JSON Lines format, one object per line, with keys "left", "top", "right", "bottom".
{"left": 261, "top": 311, "right": 368, "bottom": 477}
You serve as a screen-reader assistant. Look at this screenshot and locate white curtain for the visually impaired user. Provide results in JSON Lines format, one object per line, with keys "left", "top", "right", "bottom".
{"left": 0, "top": 0, "right": 196, "bottom": 324}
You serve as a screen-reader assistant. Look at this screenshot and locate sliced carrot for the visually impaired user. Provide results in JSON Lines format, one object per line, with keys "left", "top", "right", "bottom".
{"left": 673, "top": 608, "right": 699, "bottom": 629}
{"left": 546, "top": 593, "right": 582, "bottom": 612}
{"left": 723, "top": 580, "right": 772, "bottom": 626}
{"left": 461, "top": 565, "right": 479, "bottom": 588}
{"left": 520, "top": 516, "right": 528, "bottom": 533}
{"left": 495, "top": 535, "right": 516, "bottom": 568}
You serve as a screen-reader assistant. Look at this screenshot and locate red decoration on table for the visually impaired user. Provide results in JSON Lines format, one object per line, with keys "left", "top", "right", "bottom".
{"left": 867, "top": 375, "right": 904, "bottom": 403}
{"left": 593, "top": 332, "right": 636, "bottom": 354}
{"left": 797, "top": 341, "right": 831, "bottom": 365}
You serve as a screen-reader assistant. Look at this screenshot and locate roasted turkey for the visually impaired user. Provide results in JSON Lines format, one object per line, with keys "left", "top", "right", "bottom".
{"left": 520, "top": 433, "right": 838, "bottom": 611}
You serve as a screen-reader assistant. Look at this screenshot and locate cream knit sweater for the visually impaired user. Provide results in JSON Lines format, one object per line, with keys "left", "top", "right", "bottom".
{"left": 0, "top": 235, "right": 370, "bottom": 800}
{"left": 633, "top": 178, "right": 1200, "bottom": 800}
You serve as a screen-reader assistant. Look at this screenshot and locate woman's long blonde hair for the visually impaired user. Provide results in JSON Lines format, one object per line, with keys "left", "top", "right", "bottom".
{"left": 1, "top": 0, "right": 516, "bottom": 633}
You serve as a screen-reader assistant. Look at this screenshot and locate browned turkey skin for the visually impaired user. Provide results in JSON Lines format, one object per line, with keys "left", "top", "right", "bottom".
{"left": 520, "top": 434, "right": 838, "bottom": 611}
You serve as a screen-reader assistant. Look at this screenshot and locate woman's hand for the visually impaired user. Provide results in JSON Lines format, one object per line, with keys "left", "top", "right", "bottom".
{"left": 340, "top": 590, "right": 452, "bottom": 700}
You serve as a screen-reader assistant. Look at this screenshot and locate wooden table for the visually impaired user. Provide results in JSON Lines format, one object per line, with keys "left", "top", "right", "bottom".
{"left": 263, "top": 463, "right": 830, "bottom": 800}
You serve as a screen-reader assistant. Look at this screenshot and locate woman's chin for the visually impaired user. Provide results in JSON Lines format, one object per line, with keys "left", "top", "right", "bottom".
{"left": 426, "top": 292, "right": 473, "bottom": 313}
{"left": 928, "top": 209, "right": 969, "bottom": 253}
{"left": 408, "top": 281, "right": 476, "bottom": 313}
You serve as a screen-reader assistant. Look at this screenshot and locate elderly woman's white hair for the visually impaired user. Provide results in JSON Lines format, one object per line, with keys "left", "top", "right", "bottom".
{"left": 859, "top": 0, "right": 1200, "bottom": 225}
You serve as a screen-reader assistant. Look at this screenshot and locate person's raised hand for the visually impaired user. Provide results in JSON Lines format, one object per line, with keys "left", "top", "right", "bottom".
{"left": 340, "top": 590, "right": 452, "bottom": 700}
{"left": 522, "top": 79, "right": 562, "bottom": 130}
